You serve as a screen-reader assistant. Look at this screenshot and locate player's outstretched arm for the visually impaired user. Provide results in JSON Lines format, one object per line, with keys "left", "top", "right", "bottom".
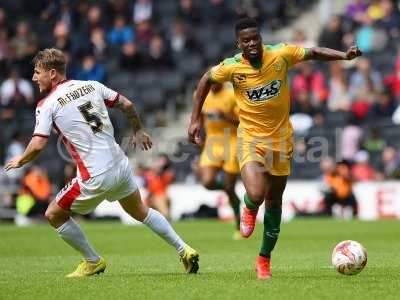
{"left": 4, "top": 136, "right": 48, "bottom": 171}
{"left": 188, "top": 71, "right": 213, "bottom": 145}
{"left": 115, "top": 95, "right": 152, "bottom": 151}
{"left": 305, "top": 45, "right": 362, "bottom": 61}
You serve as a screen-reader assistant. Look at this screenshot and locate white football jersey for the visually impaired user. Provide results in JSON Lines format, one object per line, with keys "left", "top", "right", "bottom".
{"left": 33, "top": 79, "right": 126, "bottom": 181}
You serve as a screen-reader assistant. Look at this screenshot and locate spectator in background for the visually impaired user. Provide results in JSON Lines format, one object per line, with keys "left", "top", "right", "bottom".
{"left": 362, "top": 127, "right": 386, "bottom": 155}
{"left": 234, "top": 0, "right": 264, "bottom": 23}
{"left": 291, "top": 90, "right": 323, "bottom": 126}
{"left": 367, "top": 0, "right": 386, "bottom": 21}
{"left": 135, "top": 20, "right": 154, "bottom": 46}
{"left": 346, "top": 0, "right": 368, "bottom": 24}
{"left": 380, "top": 146, "right": 400, "bottom": 179}
{"left": 318, "top": 15, "right": 344, "bottom": 50}
{"left": 145, "top": 33, "right": 173, "bottom": 69}
{"left": 57, "top": 0, "right": 74, "bottom": 29}
{"left": 0, "top": 7, "right": 8, "bottom": 31}
{"left": 168, "top": 19, "right": 198, "bottom": 55}
{"left": 106, "top": 0, "right": 130, "bottom": 23}
{"left": 355, "top": 14, "right": 387, "bottom": 54}
{"left": 120, "top": 41, "right": 143, "bottom": 70}
{"left": 340, "top": 120, "right": 363, "bottom": 162}
{"left": 72, "top": 1, "right": 90, "bottom": 30}
{"left": 81, "top": 5, "right": 104, "bottom": 37}
{"left": 291, "top": 63, "right": 328, "bottom": 108}
{"left": 133, "top": 0, "right": 153, "bottom": 24}
{"left": 145, "top": 154, "right": 175, "bottom": 218}
{"left": 368, "top": 90, "right": 396, "bottom": 119}
{"left": 376, "top": 0, "right": 400, "bottom": 37}
{"left": 108, "top": 15, "right": 134, "bottom": 46}
{"left": 76, "top": 54, "right": 106, "bottom": 83}
{"left": 17, "top": 166, "right": 51, "bottom": 220}
{"left": 324, "top": 161, "right": 358, "bottom": 217}
{"left": 52, "top": 21, "right": 75, "bottom": 55}
{"left": 351, "top": 150, "right": 376, "bottom": 181}
{"left": 40, "top": 0, "right": 61, "bottom": 23}
{"left": 0, "top": 67, "right": 34, "bottom": 118}
{"left": 349, "top": 57, "right": 383, "bottom": 119}
{"left": 178, "top": 0, "right": 201, "bottom": 25}
{"left": 9, "top": 21, "right": 37, "bottom": 58}
{"left": 89, "top": 27, "right": 108, "bottom": 61}
{"left": 8, "top": 20, "right": 38, "bottom": 77}
{"left": 327, "top": 62, "right": 351, "bottom": 112}
{"left": 21, "top": 166, "right": 52, "bottom": 204}
{"left": 204, "top": 0, "right": 232, "bottom": 24}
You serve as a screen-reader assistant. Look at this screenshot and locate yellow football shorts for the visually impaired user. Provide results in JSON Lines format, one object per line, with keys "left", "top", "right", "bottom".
{"left": 199, "top": 135, "right": 239, "bottom": 174}
{"left": 237, "top": 136, "right": 294, "bottom": 176}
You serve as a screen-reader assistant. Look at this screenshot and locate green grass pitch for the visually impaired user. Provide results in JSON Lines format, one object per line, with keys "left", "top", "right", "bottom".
{"left": 0, "top": 218, "right": 399, "bottom": 300}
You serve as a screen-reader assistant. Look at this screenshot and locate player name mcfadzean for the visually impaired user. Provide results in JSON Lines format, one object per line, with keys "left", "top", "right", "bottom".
{"left": 57, "top": 84, "right": 95, "bottom": 106}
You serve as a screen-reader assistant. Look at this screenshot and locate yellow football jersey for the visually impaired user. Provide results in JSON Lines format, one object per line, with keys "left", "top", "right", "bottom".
{"left": 202, "top": 85, "right": 238, "bottom": 137}
{"left": 209, "top": 43, "right": 307, "bottom": 151}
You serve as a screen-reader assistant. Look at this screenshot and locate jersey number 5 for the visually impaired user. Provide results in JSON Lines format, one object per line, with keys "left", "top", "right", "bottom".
{"left": 78, "top": 101, "right": 103, "bottom": 133}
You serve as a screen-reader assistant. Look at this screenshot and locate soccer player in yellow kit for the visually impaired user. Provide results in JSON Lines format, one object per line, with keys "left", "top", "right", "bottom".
{"left": 188, "top": 18, "right": 361, "bottom": 280}
{"left": 197, "top": 82, "right": 241, "bottom": 238}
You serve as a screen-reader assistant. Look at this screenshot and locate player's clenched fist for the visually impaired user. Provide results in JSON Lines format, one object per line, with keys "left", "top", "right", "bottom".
{"left": 346, "top": 46, "right": 362, "bottom": 60}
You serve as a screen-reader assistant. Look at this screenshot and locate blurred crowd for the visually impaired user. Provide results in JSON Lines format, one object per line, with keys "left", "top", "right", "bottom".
{"left": 288, "top": 0, "right": 400, "bottom": 182}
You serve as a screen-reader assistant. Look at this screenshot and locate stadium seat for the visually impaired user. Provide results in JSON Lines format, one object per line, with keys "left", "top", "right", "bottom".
{"left": 159, "top": 70, "right": 184, "bottom": 94}
{"left": 177, "top": 54, "right": 204, "bottom": 79}
{"left": 138, "top": 87, "right": 165, "bottom": 111}
{"left": 325, "top": 111, "right": 350, "bottom": 127}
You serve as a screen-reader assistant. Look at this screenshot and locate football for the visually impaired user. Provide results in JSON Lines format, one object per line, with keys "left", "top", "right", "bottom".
{"left": 332, "top": 240, "right": 367, "bottom": 275}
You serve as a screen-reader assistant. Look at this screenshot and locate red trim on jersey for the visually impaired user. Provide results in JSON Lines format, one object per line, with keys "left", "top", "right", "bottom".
{"left": 32, "top": 133, "right": 50, "bottom": 138}
{"left": 37, "top": 79, "right": 71, "bottom": 107}
{"left": 53, "top": 122, "right": 91, "bottom": 181}
{"left": 57, "top": 180, "right": 81, "bottom": 210}
{"left": 105, "top": 93, "right": 120, "bottom": 108}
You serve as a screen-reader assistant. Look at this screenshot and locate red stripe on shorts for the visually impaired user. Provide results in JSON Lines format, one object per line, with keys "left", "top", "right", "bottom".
{"left": 57, "top": 181, "right": 81, "bottom": 211}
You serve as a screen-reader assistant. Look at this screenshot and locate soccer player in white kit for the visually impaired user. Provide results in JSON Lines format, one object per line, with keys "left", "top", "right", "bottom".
{"left": 4, "top": 48, "right": 199, "bottom": 277}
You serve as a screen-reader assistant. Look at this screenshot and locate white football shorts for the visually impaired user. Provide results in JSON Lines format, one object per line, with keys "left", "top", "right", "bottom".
{"left": 55, "top": 157, "right": 138, "bottom": 214}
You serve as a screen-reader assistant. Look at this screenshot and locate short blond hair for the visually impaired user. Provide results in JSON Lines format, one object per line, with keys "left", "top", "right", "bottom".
{"left": 33, "top": 48, "right": 66, "bottom": 74}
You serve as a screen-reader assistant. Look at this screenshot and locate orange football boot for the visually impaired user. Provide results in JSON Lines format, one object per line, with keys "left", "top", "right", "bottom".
{"left": 256, "top": 255, "right": 272, "bottom": 280}
{"left": 240, "top": 207, "right": 258, "bottom": 238}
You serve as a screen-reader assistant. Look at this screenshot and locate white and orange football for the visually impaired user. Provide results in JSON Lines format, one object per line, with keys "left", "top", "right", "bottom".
{"left": 332, "top": 240, "right": 367, "bottom": 275}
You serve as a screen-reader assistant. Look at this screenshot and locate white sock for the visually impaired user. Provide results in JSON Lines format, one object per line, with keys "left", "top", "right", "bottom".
{"left": 56, "top": 217, "right": 100, "bottom": 263}
{"left": 143, "top": 208, "right": 186, "bottom": 255}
